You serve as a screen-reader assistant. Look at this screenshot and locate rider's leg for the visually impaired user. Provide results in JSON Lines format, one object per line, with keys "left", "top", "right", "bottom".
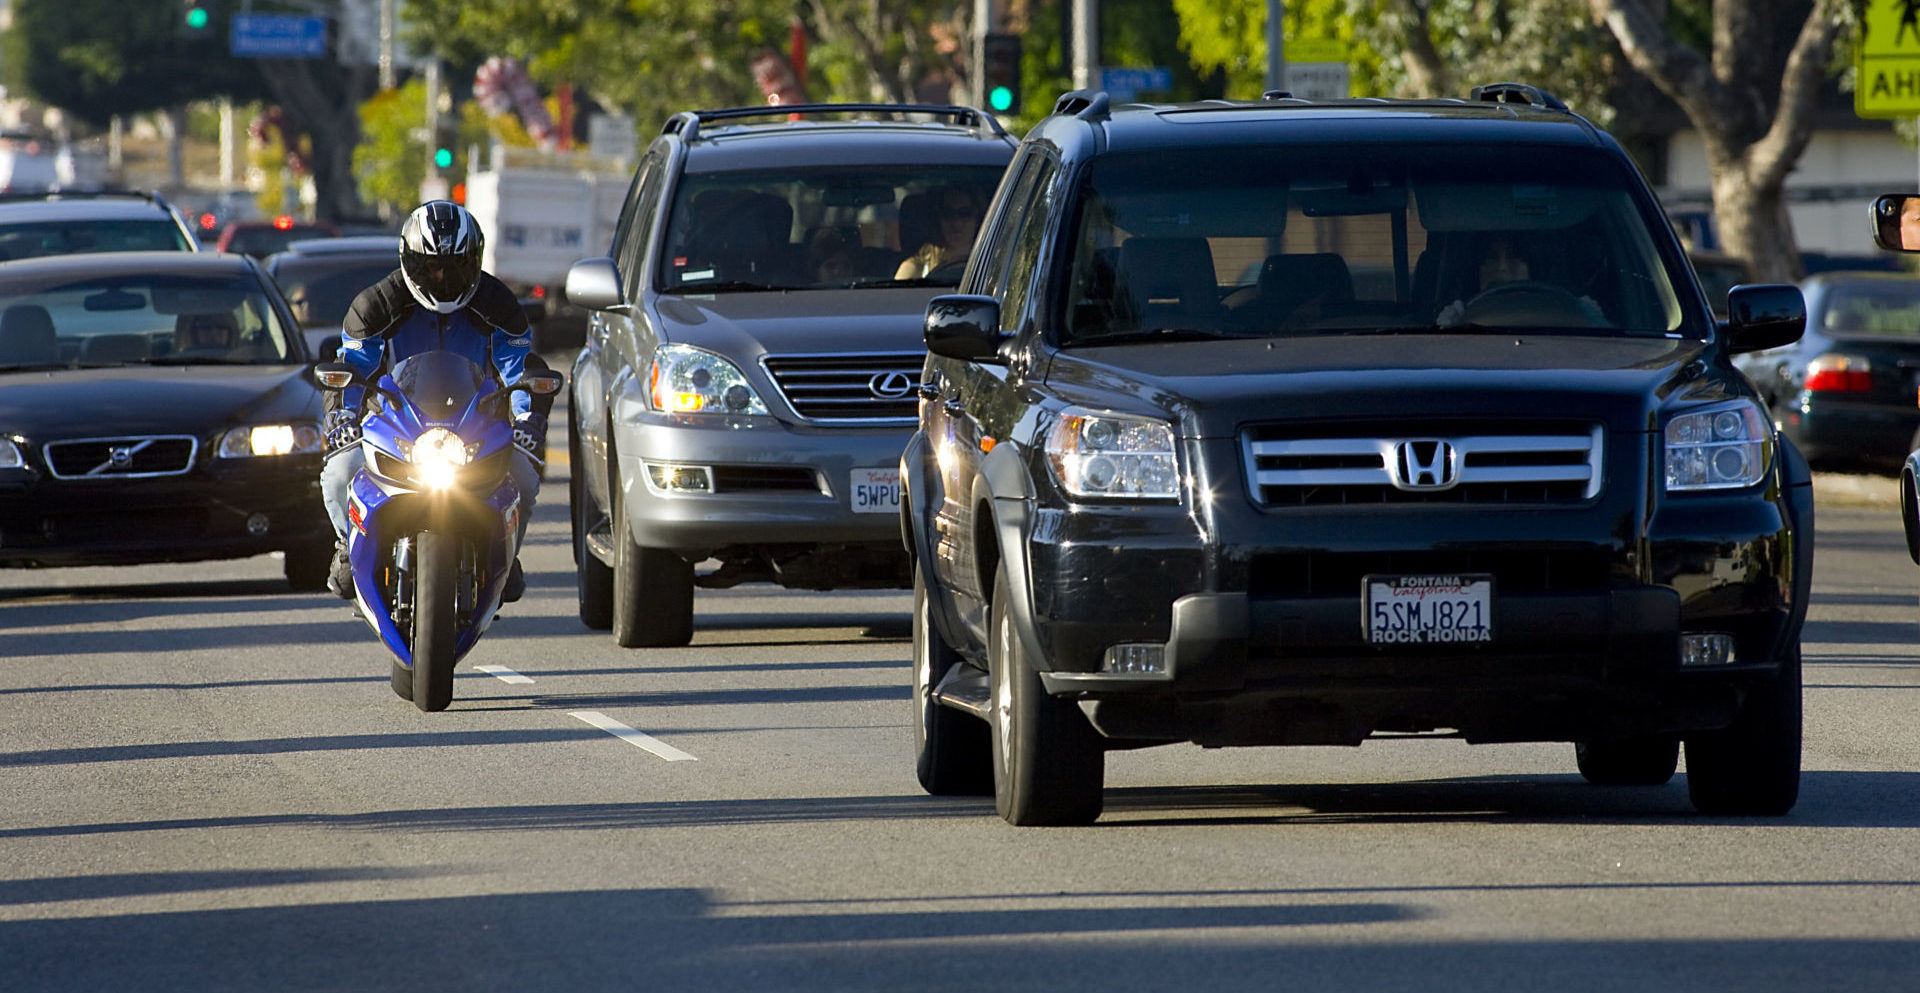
{"left": 321, "top": 449, "right": 365, "bottom": 599}
{"left": 503, "top": 450, "right": 540, "bottom": 602}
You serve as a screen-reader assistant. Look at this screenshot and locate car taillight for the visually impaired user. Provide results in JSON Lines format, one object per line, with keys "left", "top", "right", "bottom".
{"left": 1803, "top": 354, "right": 1872, "bottom": 393}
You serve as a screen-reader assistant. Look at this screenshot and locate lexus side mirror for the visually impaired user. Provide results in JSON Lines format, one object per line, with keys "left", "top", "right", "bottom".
{"left": 1871, "top": 194, "right": 1920, "bottom": 252}
{"left": 565, "top": 257, "right": 625, "bottom": 311}
{"left": 924, "top": 294, "right": 1006, "bottom": 363}
{"left": 1725, "top": 283, "right": 1805, "bottom": 355}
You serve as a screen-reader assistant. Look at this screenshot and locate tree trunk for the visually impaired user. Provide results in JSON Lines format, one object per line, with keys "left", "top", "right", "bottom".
{"left": 255, "top": 57, "right": 375, "bottom": 222}
{"left": 1710, "top": 158, "right": 1800, "bottom": 285}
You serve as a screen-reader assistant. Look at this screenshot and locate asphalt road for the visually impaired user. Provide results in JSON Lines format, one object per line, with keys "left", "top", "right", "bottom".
{"left": 2, "top": 473, "right": 1919, "bottom": 992}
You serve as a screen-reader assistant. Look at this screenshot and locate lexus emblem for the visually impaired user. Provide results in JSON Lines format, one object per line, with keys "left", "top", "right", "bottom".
{"left": 1392, "top": 439, "right": 1457, "bottom": 490}
{"left": 868, "top": 371, "right": 914, "bottom": 399}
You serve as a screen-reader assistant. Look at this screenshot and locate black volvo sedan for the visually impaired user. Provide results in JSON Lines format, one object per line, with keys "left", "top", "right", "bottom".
{"left": 0, "top": 251, "right": 331, "bottom": 588}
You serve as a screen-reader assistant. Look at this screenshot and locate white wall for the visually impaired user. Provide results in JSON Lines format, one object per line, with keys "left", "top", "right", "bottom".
{"left": 1664, "top": 127, "right": 1916, "bottom": 256}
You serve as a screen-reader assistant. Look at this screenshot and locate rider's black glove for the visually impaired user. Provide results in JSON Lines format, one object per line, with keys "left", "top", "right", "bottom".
{"left": 513, "top": 411, "right": 547, "bottom": 461}
{"left": 324, "top": 407, "right": 363, "bottom": 457}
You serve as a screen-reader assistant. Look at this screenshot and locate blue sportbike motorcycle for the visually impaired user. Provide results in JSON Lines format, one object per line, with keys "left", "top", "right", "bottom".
{"left": 315, "top": 351, "right": 562, "bottom": 712}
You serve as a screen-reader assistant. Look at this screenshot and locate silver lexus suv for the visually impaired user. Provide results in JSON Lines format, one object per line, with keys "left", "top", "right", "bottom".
{"left": 564, "top": 103, "right": 1016, "bottom": 646}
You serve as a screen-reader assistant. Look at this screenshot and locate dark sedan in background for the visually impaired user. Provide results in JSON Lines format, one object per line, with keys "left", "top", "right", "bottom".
{"left": 263, "top": 235, "right": 399, "bottom": 359}
{"left": 1736, "top": 271, "right": 1920, "bottom": 470}
{"left": 0, "top": 251, "right": 332, "bottom": 588}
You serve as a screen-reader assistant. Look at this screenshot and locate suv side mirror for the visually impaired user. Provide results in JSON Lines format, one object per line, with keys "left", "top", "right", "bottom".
{"left": 1872, "top": 194, "right": 1920, "bottom": 252}
{"left": 565, "top": 257, "right": 625, "bottom": 311}
{"left": 1725, "top": 283, "right": 1805, "bottom": 355}
{"left": 924, "top": 295, "right": 1006, "bottom": 363}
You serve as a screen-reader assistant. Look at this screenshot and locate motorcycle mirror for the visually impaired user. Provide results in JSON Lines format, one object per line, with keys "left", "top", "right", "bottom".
{"left": 519, "top": 370, "right": 564, "bottom": 397}
{"left": 313, "top": 362, "right": 359, "bottom": 390}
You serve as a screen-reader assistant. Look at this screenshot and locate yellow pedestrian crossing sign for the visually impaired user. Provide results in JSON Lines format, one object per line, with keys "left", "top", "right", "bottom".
{"left": 1858, "top": 0, "right": 1920, "bottom": 117}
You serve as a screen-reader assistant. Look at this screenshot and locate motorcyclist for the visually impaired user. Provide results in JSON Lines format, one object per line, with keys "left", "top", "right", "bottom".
{"left": 320, "top": 200, "right": 546, "bottom": 602}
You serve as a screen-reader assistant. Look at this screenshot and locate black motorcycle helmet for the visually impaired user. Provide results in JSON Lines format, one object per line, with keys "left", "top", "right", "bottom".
{"left": 399, "top": 200, "right": 484, "bottom": 313}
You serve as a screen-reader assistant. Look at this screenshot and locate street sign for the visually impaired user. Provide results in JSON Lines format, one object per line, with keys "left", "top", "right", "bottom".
{"left": 1286, "top": 63, "right": 1351, "bottom": 100}
{"left": 1857, "top": 0, "right": 1920, "bottom": 117}
{"left": 1100, "top": 67, "right": 1173, "bottom": 103}
{"left": 231, "top": 14, "right": 329, "bottom": 59}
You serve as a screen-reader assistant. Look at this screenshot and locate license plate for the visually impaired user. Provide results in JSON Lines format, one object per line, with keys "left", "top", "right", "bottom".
{"left": 1365, "top": 574, "right": 1493, "bottom": 645}
{"left": 850, "top": 468, "right": 900, "bottom": 514}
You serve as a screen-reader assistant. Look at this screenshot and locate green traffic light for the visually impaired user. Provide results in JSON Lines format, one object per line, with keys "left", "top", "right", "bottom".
{"left": 434, "top": 148, "right": 454, "bottom": 170}
{"left": 185, "top": 7, "right": 209, "bottom": 30}
{"left": 988, "top": 85, "right": 1014, "bottom": 113}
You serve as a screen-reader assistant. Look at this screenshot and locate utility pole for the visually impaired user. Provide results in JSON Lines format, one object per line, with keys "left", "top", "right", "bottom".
{"left": 1266, "top": 0, "right": 1286, "bottom": 93}
{"left": 379, "top": 0, "right": 396, "bottom": 90}
{"left": 972, "top": 0, "right": 1000, "bottom": 108}
{"left": 1072, "top": 0, "right": 1098, "bottom": 91}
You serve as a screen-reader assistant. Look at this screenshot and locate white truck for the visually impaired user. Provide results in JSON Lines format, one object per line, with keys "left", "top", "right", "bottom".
{"left": 463, "top": 145, "right": 631, "bottom": 351}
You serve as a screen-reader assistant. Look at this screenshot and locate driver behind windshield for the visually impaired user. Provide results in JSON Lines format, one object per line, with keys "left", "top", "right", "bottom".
{"left": 320, "top": 200, "right": 544, "bottom": 603}
{"left": 1436, "top": 232, "right": 1604, "bottom": 327}
{"left": 896, "top": 185, "right": 984, "bottom": 280}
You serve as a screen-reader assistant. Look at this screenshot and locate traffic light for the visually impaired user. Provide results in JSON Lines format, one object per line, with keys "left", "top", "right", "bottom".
{"left": 183, "top": 0, "right": 211, "bottom": 36}
{"left": 981, "top": 33, "right": 1022, "bottom": 115}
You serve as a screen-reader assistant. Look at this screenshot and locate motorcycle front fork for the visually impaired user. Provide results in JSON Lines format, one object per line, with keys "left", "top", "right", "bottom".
{"left": 389, "top": 534, "right": 479, "bottom": 631}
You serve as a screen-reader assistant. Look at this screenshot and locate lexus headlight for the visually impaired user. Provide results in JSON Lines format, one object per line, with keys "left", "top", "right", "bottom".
{"left": 410, "top": 426, "right": 469, "bottom": 489}
{"left": 1044, "top": 407, "right": 1179, "bottom": 500}
{"left": 649, "top": 343, "right": 768, "bottom": 415}
{"left": 0, "top": 438, "right": 24, "bottom": 470}
{"left": 1665, "top": 399, "right": 1770, "bottom": 491}
{"left": 217, "top": 423, "right": 323, "bottom": 458}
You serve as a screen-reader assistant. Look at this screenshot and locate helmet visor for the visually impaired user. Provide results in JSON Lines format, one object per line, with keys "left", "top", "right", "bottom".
{"left": 403, "top": 251, "right": 481, "bottom": 305}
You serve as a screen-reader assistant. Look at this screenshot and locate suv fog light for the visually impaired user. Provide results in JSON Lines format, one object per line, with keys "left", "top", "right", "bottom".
{"left": 1103, "top": 643, "right": 1167, "bottom": 674}
{"left": 246, "top": 513, "right": 270, "bottom": 536}
{"left": 1680, "top": 633, "right": 1738, "bottom": 667}
{"left": 645, "top": 462, "right": 714, "bottom": 493}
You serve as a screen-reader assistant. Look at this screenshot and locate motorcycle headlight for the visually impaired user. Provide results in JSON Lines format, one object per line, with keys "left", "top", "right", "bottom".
{"left": 1664, "top": 399, "right": 1771, "bottom": 491}
{"left": 410, "top": 426, "right": 469, "bottom": 489}
{"left": 217, "top": 422, "right": 324, "bottom": 458}
{"left": 0, "top": 439, "right": 23, "bottom": 470}
{"left": 1044, "top": 407, "right": 1179, "bottom": 501}
{"left": 648, "top": 343, "right": 768, "bottom": 415}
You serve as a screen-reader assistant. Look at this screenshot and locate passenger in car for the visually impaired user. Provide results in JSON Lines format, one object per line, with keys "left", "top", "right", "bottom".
{"left": 1437, "top": 232, "right": 1604, "bottom": 327}
{"left": 895, "top": 186, "right": 983, "bottom": 279}
{"left": 174, "top": 312, "right": 239, "bottom": 356}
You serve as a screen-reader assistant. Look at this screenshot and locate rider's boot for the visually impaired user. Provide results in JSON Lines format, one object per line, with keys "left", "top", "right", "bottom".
{"left": 326, "top": 538, "right": 354, "bottom": 600}
{"left": 503, "top": 558, "right": 525, "bottom": 603}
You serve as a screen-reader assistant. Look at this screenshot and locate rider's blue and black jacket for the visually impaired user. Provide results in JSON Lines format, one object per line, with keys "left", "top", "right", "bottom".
{"left": 324, "top": 269, "right": 535, "bottom": 453}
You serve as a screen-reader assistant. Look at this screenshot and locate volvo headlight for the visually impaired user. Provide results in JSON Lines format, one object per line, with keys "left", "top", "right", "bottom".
{"left": 217, "top": 422, "right": 323, "bottom": 458}
{"left": 1044, "top": 407, "right": 1179, "bottom": 500}
{"left": 648, "top": 343, "right": 768, "bottom": 415}
{"left": 0, "top": 439, "right": 24, "bottom": 470}
{"left": 410, "top": 426, "right": 469, "bottom": 489}
{"left": 1665, "top": 399, "right": 1770, "bottom": 491}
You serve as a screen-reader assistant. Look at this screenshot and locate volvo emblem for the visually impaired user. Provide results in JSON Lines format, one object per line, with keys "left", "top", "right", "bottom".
{"left": 868, "top": 371, "right": 914, "bottom": 399}
{"left": 108, "top": 446, "right": 135, "bottom": 469}
{"left": 1392, "top": 439, "right": 1457, "bottom": 490}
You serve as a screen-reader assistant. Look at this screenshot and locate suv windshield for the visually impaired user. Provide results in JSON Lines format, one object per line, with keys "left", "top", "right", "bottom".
{"left": 0, "top": 219, "right": 192, "bottom": 260}
{"left": 659, "top": 165, "right": 1006, "bottom": 292}
{"left": 1060, "top": 145, "right": 1687, "bottom": 345}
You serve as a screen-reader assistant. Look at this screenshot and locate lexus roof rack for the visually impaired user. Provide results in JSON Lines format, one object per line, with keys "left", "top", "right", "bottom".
{"left": 1051, "top": 90, "right": 1111, "bottom": 121}
{"left": 662, "top": 103, "right": 1006, "bottom": 142}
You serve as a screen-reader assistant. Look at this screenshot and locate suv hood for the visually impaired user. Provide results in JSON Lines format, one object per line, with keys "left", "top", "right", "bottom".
{"left": 0, "top": 365, "right": 320, "bottom": 440}
{"left": 654, "top": 287, "right": 940, "bottom": 356}
{"left": 1043, "top": 333, "right": 1722, "bottom": 438}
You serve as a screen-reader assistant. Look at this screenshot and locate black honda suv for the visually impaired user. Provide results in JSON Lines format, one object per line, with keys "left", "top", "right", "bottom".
{"left": 903, "top": 84, "right": 1814, "bottom": 825}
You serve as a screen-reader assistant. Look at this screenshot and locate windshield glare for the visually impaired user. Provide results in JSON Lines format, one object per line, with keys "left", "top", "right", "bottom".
{"left": 659, "top": 165, "right": 1005, "bottom": 292}
{"left": 0, "top": 219, "right": 191, "bottom": 259}
{"left": 1060, "top": 146, "right": 1688, "bottom": 345}
{"left": 0, "top": 272, "right": 299, "bottom": 367}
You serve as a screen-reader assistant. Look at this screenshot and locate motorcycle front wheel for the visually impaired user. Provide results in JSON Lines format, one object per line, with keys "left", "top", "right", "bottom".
{"left": 410, "top": 529, "right": 458, "bottom": 712}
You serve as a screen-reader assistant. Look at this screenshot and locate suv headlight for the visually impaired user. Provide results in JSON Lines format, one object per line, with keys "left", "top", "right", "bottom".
{"left": 1044, "top": 407, "right": 1179, "bottom": 500}
{"left": 649, "top": 343, "right": 768, "bottom": 415}
{"left": 1664, "top": 399, "right": 1770, "bottom": 491}
{"left": 217, "top": 423, "right": 323, "bottom": 458}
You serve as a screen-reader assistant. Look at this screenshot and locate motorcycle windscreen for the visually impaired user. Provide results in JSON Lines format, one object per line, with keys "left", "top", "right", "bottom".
{"left": 388, "top": 350, "right": 502, "bottom": 424}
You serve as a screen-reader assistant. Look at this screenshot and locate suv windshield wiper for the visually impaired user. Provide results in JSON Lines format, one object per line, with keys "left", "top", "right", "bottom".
{"left": 148, "top": 355, "right": 261, "bottom": 366}
{"left": 668, "top": 280, "right": 803, "bottom": 294}
{"left": 1068, "top": 328, "right": 1252, "bottom": 346}
{"left": 0, "top": 361, "right": 70, "bottom": 372}
{"left": 842, "top": 276, "right": 959, "bottom": 289}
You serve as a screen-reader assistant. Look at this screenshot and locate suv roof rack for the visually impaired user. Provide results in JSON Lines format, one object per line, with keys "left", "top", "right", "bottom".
{"left": 1051, "top": 90, "right": 1111, "bottom": 121}
{"left": 662, "top": 103, "right": 1006, "bottom": 142}
{"left": 1468, "top": 82, "right": 1568, "bottom": 112}
{"left": 0, "top": 187, "right": 173, "bottom": 207}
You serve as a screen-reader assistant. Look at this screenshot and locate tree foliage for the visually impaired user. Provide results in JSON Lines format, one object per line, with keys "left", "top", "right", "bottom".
{"left": 3, "top": 0, "right": 267, "bottom": 127}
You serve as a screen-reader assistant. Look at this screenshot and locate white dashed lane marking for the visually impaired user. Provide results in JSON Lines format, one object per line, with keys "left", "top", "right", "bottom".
{"left": 569, "top": 710, "right": 699, "bottom": 762}
{"left": 475, "top": 665, "right": 535, "bottom": 685}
